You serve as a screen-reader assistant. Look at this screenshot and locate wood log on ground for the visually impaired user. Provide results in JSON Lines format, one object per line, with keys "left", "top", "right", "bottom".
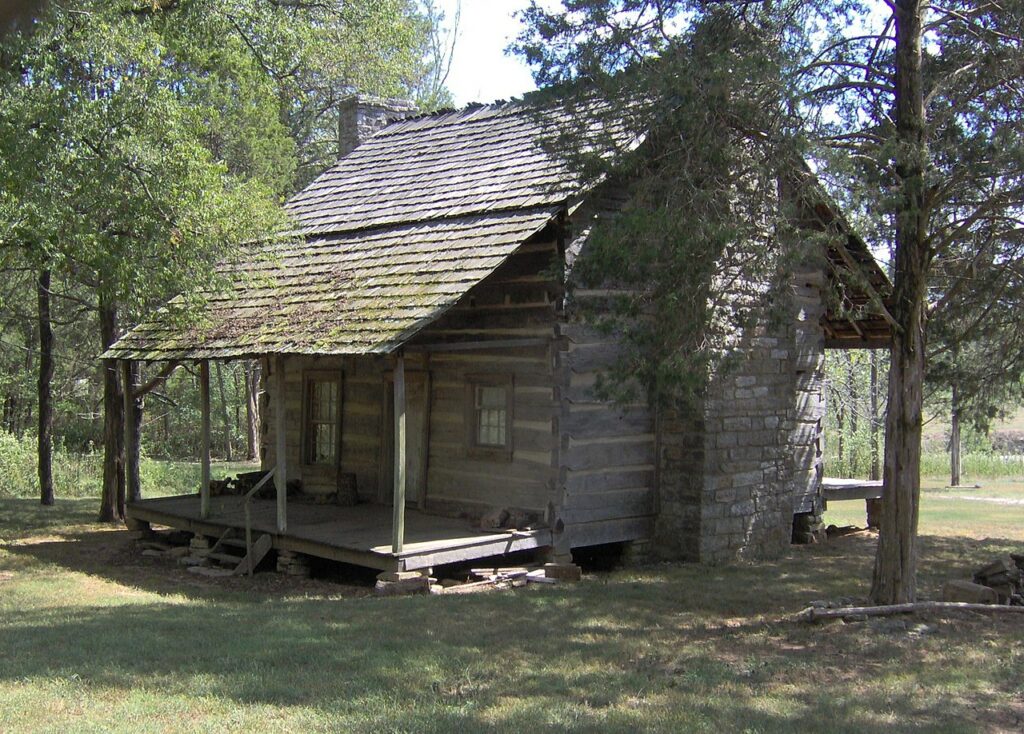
{"left": 437, "top": 578, "right": 511, "bottom": 595}
{"left": 793, "top": 601, "right": 1024, "bottom": 623}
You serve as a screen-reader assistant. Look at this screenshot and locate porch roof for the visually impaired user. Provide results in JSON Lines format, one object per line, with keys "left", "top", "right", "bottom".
{"left": 103, "top": 207, "right": 559, "bottom": 361}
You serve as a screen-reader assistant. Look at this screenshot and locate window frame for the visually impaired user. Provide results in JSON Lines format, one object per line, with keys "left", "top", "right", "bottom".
{"left": 465, "top": 373, "right": 513, "bottom": 461}
{"left": 301, "top": 369, "right": 343, "bottom": 468}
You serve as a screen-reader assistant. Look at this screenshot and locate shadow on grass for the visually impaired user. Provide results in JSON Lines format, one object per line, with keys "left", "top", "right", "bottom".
{"left": 1, "top": 572, "right": 1019, "bottom": 732}
{"left": 0, "top": 498, "right": 102, "bottom": 539}
{"left": 2, "top": 497, "right": 1023, "bottom": 731}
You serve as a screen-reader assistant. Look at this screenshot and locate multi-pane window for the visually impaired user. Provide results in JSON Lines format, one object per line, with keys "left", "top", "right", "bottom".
{"left": 306, "top": 377, "right": 339, "bottom": 465}
{"left": 474, "top": 384, "right": 508, "bottom": 447}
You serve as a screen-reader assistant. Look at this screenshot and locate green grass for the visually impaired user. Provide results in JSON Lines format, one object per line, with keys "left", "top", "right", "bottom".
{"left": 825, "top": 474, "right": 1024, "bottom": 539}
{"left": 1, "top": 473, "right": 1023, "bottom": 731}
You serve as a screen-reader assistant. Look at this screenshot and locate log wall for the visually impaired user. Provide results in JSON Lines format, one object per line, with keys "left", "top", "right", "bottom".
{"left": 261, "top": 353, "right": 387, "bottom": 501}
{"left": 551, "top": 319, "right": 657, "bottom": 553}
{"left": 412, "top": 238, "right": 563, "bottom": 519}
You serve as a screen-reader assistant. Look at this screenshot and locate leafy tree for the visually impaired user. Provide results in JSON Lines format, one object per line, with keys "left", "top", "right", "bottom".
{"left": 0, "top": 0, "right": 441, "bottom": 518}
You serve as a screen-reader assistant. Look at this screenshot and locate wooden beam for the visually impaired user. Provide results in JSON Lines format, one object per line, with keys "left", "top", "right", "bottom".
{"left": 404, "top": 337, "right": 550, "bottom": 353}
{"left": 132, "top": 360, "right": 179, "bottom": 399}
{"left": 391, "top": 354, "right": 407, "bottom": 554}
{"left": 199, "top": 360, "right": 211, "bottom": 520}
{"left": 274, "top": 354, "right": 288, "bottom": 533}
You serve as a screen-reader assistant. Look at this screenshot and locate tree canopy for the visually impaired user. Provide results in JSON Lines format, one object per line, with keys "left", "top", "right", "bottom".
{"left": 0, "top": 0, "right": 440, "bottom": 518}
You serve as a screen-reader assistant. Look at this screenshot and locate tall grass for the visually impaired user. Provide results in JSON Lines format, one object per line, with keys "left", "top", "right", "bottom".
{"left": 0, "top": 430, "right": 255, "bottom": 499}
{"left": 0, "top": 431, "right": 102, "bottom": 498}
{"left": 825, "top": 448, "right": 1024, "bottom": 480}
{"left": 919, "top": 451, "right": 1024, "bottom": 479}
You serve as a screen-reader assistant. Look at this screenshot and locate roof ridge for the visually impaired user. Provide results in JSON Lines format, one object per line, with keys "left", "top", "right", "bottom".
{"left": 373, "top": 99, "right": 531, "bottom": 135}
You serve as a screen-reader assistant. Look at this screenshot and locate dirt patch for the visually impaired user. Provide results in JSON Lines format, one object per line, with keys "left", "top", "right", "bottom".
{"left": 4, "top": 526, "right": 374, "bottom": 600}
{"left": 954, "top": 495, "right": 1024, "bottom": 506}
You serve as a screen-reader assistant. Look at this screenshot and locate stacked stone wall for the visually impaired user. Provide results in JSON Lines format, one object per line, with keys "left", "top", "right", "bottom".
{"left": 655, "top": 272, "right": 827, "bottom": 563}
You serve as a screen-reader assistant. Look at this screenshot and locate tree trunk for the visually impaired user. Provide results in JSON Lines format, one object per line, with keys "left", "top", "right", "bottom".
{"left": 870, "top": 0, "right": 929, "bottom": 606}
{"left": 215, "top": 361, "right": 232, "bottom": 462}
{"left": 37, "top": 269, "right": 55, "bottom": 506}
{"left": 98, "top": 294, "right": 125, "bottom": 522}
{"left": 950, "top": 384, "right": 961, "bottom": 487}
{"left": 836, "top": 384, "right": 846, "bottom": 471}
{"left": 245, "top": 360, "right": 260, "bottom": 461}
{"left": 124, "top": 361, "right": 143, "bottom": 503}
{"left": 846, "top": 351, "right": 858, "bottom": 475}
{"left": 869, "top": 352, "right": 880, "bottom": 481}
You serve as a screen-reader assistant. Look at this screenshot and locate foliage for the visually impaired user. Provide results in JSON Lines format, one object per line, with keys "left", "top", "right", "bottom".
{"left": 519, "top": 4, "right": 820, "bottom": 408}
{"left": 0, "top": 429, "right": 254, "bottom": 499}
{"left": 822, "top": 350, "right": 887, "bottom": 478}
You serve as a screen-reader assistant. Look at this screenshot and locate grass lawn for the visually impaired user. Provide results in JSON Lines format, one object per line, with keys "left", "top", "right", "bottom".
{"left": 1, "top": 479, "right": 1023, "bottom": 731}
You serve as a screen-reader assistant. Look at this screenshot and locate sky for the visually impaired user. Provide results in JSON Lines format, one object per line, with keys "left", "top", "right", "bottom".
{"left": 435, "top": 1, "right": 540, "bottom": 106}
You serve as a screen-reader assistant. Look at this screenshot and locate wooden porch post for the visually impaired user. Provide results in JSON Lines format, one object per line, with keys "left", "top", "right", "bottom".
{"left": 391, "top": 354, "right": 407, "bottom": 554}
{"left": 199, "top": 360, "right": 211, "bottom": 519}
{"left": 120, "top": 361, "right": 138, "bottom": 504}
{"left": 274, "top": 354, "right": 288, "bottom": 533}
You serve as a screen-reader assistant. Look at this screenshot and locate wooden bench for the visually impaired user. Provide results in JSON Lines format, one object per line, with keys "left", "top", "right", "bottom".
{"left": 822, "top": 478, "right": 884, "bottom": 528}
{"left": 822, "top": 478, "right": 884, "bottom": 501}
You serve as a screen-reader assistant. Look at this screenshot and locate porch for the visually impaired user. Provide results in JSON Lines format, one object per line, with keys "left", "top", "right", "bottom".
{"left": 127, "top": 494, "right": 552, "bottom": 572}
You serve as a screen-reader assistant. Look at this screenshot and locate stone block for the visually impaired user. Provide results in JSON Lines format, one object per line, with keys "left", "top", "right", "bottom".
{"left": 375, "top": 576, "right": 432, "bottom": 596}
{"left": 717, "top": 517, "right": 745, "bottom": 534}
{"left": 715, "top": 489, "right": 736, "bottom": 504}
{"left": 722, "top": 417, "right": 751, "bottom": 431}
{"left": 942, "top": 580, "right": 997, "bottom": 604}
{"left": 732, "top": 470, "right": 762, "bottom": 487}
{"left": 730, "top": 499, "right": 756, "bottom": 517}
{"left": 700, "top": 503, "right": 726, "bottom": 520}
{"left": 377, "top": 570, "right": 425, "bottom": 583}
{"left": 544, "top": 563, "right": 583, "bottom": 582}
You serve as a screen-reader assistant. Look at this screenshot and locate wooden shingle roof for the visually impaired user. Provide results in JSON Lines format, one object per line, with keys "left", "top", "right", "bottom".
{"left": 287, "top": 104, "right": 579, "bottom": 235}
{"left": 107, "top": 103, "right": 575, "bottom": 361}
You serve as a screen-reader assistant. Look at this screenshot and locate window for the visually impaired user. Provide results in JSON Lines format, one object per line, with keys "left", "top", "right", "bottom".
{"left": 467, "top": 375, "right": 513, "bottom": 459}
{"left": 475, "top": 385, "right": 508, "bottom": 447}
{"left": 304, "top": 374, "right": 340, "bottom": 465}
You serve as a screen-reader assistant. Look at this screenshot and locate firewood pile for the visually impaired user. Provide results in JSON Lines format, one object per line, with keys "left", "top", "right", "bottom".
{"left": 943, "top": 555, "right": 1024, "bottom": 605}
{"left": 208, "top": 471, "right": 271, "bottom": 497}
{"left": 208, "top": 471, "right": 301, "bottom": 498}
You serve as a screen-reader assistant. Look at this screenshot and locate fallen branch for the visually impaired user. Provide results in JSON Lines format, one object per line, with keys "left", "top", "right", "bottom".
{"left": 794, "top": 601, "right": 1024, "bottom": 623}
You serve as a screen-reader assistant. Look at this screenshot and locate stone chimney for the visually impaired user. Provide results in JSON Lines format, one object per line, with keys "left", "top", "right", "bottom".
{"left": 337, "top": 94, "right": 418, "bottom": 159}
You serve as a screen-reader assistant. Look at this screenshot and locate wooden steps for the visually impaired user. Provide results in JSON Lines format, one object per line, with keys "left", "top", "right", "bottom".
{"left": 206, "top": 528, "right": 273, "bottom": 575}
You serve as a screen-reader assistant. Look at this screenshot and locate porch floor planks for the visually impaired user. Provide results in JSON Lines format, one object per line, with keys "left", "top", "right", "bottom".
{"left": 127, "top": 494, "right": 552, "bottom": 571}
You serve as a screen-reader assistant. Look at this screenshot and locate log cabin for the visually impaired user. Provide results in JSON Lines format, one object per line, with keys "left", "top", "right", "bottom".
{"left": 104, "top": 95, "right": 890, "bottom": 573}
